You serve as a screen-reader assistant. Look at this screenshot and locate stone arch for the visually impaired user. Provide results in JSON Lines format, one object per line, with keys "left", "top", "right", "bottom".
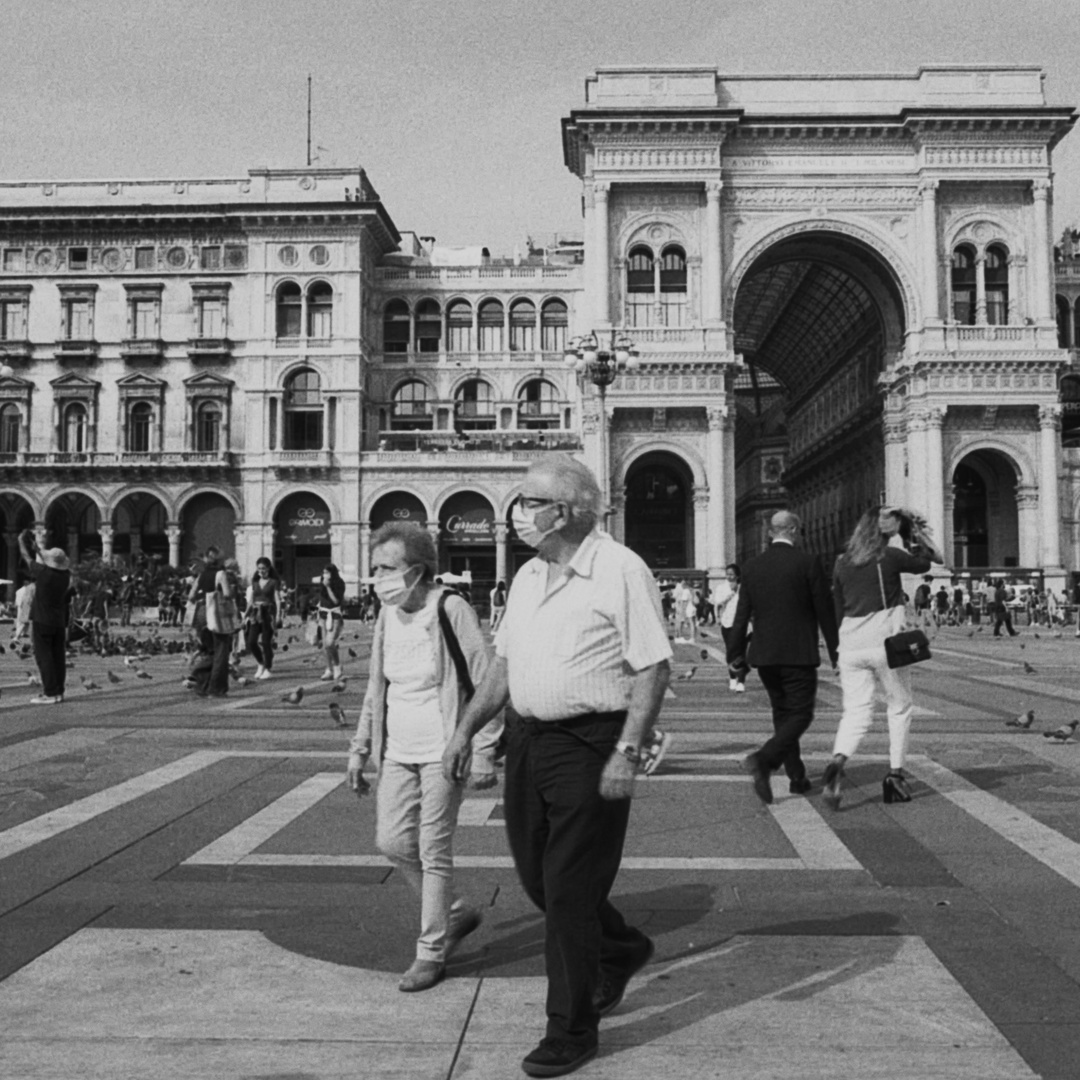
{"left": 945, "top": 211, "right": 1024, "bottom": 259}
{"left": 362, "top": 483, "right": 433, "bottom": 524}
{"left": 175, "top": 485, "right": 243, "bottom": 520}
{"left": 105, "top": 484, "right": 176, "bottom": 521}
{"left": 277, "top": 359, "right": 328, "bottom": 388}
{"left": 0, "top": 489, "right": 43, "bottom": 521}
{"left": 947, "top": 438, "right": 1032, "bottom": 487}
{"left": 433, "top": 482, "right": 502, "bottom": 519}
{"left": 266, "top": 484, "right": 343, "bottom": 524}
{"left": 951, "top": 444, "right": 1026, "bottom": 569}
{"left": 617, "top": 211, "right": 698, "bottom": 260}
{"left": 613, "top": 438, "right": 708, "bottom": 491}
{"left": 621, "top": 448, "right": 699, "bottom": 570}
{"left": 727, "top": 217, "right": 919, "bottom": 337}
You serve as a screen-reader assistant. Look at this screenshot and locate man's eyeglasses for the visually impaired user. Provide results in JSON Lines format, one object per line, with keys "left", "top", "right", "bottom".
{"left": 516, "top": 496, "right": 558, "bottom": 511}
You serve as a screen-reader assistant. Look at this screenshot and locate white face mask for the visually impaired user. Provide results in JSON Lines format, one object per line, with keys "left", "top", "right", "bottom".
{"left": 511, "top": 503, "right": 561, "bottom": 549}
{"left": 373, "top": 565, "right": 420, "bottom": 606}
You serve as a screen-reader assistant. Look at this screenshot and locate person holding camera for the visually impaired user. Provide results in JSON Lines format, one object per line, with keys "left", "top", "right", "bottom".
{"left": 17, "top": 530, "right": 74, "bottom": 705}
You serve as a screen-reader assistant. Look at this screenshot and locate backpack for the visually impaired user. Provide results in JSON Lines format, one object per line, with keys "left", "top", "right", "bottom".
{"left": 437, "top": 591, "right": 474, "bottom": 702}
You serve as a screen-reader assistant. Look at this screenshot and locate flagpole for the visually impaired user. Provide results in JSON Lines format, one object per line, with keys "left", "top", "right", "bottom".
{"left": 306, "top": 76, "right": 312, "bottom": 167}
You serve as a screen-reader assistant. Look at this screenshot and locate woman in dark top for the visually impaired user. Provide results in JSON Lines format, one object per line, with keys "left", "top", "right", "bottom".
{"left": 245, "top": 558, "right": 280, "bottom": 680}
{"left": 318, "top": 563, "right": 346, "bottom": 681}
{"left": 18, "top": 530, "right": 73, "bottom": 705}
{"left": 187, "top": 547, "right": 234, "bottom": 697}
{"left": 824, "top": 507, "right": 943, "bottom": 807}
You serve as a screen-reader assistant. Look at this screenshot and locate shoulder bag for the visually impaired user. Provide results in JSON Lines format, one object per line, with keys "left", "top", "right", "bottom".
{"left": 437, "top": 590, "right": 475, "bottom": 702}
{"left": 205, "top": 588, "right": 239, "bottom": 636}
{"left": 877, "top": 561, "right": 931, "bottom": 669}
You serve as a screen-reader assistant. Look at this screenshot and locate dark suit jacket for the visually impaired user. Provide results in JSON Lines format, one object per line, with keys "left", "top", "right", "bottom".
{"left": 725, "top": 541, "right": 839, "bottom": 669}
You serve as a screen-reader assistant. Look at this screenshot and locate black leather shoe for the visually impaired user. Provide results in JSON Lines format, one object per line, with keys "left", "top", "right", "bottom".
{"left": 595, "top": 935, "right": 655, "bottom": 1016}
{"left": 742, "top": 752, "right": 773, "bottom": 804}
{"left": 521, "top": 1039, "right": 598, "bottom": 1077}
{"left": 789, "top": 776, "right": 813, "bottom": 795}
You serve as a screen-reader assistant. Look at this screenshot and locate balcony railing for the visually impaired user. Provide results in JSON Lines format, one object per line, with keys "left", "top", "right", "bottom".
{"left": 373, "top": 430, "right": 582, "bottom": 454}
{"left": 0, "top": 339, "right": 31, "bottom": 362}
{"left": 379, "top": 350, "right": 567, "bottom": 366}
{"left": 120, "top": 338, "right": 165, "bottom": 361}
{"left": 943, "top": 324, "right": 1043, "bottom": 349}
{"left": 376, "top": 265, "right": 578, "bottom": 284}
{"left": 15, "top": 451, "right": 234, "bottom": 467}
{"left": 54, "top": 339, "right": 98, "bottom": 361}
{"left": 187, "top": 337, "right": 233, "bottom": 361}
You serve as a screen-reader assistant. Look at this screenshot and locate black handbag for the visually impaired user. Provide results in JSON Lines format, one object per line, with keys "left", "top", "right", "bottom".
{"left": 878, "top": 563, "right": 931, "bottom": 669}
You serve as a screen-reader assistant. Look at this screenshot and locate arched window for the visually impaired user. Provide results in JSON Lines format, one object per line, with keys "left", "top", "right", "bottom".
{"left": 0, "top": 403, "right": 20, "bottom": 454}
{"left": 1061, "top": 374, "right": 1080, "bottom": 447}
{"left": 391, "top": 380, "right": 433, "bottom": 430}
{"left": 416, "top": 299, "right": 441, "bottom": 353}
{"left": 518, "top": 379, "right": 561, "bottom": 430}
{"left": 540, "top": 299, "right": 568, "bottom": 352}
{"left": 196, "top": 400, "right": 222, "bottom": 453}
{"left": 307, "top": 282, "right": 333, "bottom": 339}
{"left": 383, "top": 299, "right": 410, "bottom": 353}
{"left": 275, "top": 282, "right": 302, "bottom": 338}
{"left": 1057, "top": 296, "right": 1072, "bottom": 348}
{"left": 626, "top": 246, "right": 654, "bottom": 327}
{"left": 447, "top": 300, "right": 473, "bottom": 353}
{"left": 127, "top": 402, "right": 153, "bottom": 453}
{"left": 283, "top": 368, "right": 323, "bottom": 450}
{"left": 659, "top": 245, "right": 688, "bottom": 327}
{"left": 478, "top": 299, "right": 504, "bottom": 353}
{"left": 62, "top": 402, "right": 88, "bottom": 453}
{"left": 985, "top": 245, "right": 1009, "bottom": 326}
{"left": 951, "top": 246, "right": 977, "bottom": 325}
{"left": 509, "top": 299, "right": 536, "bottom": 353}
{"left": 455, "top": 378, "right": 496, "bottom": 431}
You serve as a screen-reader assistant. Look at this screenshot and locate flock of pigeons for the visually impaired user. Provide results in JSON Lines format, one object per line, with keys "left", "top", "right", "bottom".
{"left": 1005, "top": 710, "right": 1080, "bottom": 742}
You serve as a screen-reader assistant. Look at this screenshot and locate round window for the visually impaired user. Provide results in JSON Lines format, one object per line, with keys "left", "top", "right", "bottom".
{"left": 279, "top": 246, "right": 299, "bottom": 267}
{"left": 166, "top": 246, "right": 188, "bottom": 268}
{"left": 310, "top": 245, "right": 330, "bottom": 266}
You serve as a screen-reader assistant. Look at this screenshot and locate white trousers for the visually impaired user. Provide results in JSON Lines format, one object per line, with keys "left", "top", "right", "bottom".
{"left": 376, "top": 759, "right": 467, "bottom": 962}
{"left": 834, "top": 611, "right": 914, "bottom": 771}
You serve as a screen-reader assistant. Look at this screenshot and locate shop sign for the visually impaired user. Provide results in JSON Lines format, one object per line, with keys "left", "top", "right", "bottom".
{"left": 279, "top": 503, "right": 331, "bottom": 545}
{"left": 443, "top": 507, "right": 494, "bottom": 544}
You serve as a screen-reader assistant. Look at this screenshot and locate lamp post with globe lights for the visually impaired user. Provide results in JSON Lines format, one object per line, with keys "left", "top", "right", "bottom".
{"left": 564, "top": 330, "right": 639, "bottom": 519}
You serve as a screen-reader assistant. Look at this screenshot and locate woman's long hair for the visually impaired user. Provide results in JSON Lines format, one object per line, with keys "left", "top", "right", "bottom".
{"left": 843, "top": 508, "right": 889, "bottom": 567}
{"left": 322, "top": 563, "right": 346, "bottom": 598}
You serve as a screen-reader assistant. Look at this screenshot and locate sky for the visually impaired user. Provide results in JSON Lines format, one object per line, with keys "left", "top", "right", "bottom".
{"left": 2, "top": 0, "right": 1080, "bottom": 255}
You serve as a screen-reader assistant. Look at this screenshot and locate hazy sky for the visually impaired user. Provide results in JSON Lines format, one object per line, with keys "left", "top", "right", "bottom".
{"left": 3, "top": 0, "right": 1079, "bottom": 254}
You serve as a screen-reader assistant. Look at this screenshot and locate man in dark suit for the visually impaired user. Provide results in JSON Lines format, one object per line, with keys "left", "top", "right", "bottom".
{"left": 725, "top": 510, "right": 839, "bottom": 804}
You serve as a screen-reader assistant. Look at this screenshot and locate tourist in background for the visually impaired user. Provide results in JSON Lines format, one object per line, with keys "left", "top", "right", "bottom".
{"left": 245, "top": 558, "right": 280, "bottom": 680}
{"left": 714, "top": 564, "right": 748, "bottom": 693}
{"left": 187, "top": 546, "right": 233, "bottom": 698}
{"left": 825, "top": 507, "right": 943, "bottom": 808}
{"left": 489, "top": 579, "right": 507, "bottom": 631}
{"left": 18, "top": 529, "right": 73, "bottom": 705}
{"left": 319, "top": 563, "right": 346, "bottom": 681}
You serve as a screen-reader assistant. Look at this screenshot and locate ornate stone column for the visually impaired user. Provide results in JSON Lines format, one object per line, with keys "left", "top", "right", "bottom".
{"left": 1039, "top": 404, "right": 1063, "bottom": 569}
{"left": 98, "top": 524, "right": 114, "bottom": 564}
{"left": 693, "top": 488, "right": 710, "bottom": 571}
{"left": 358, "top": 522, "right": 371, "bottom": 581}
{"left": 703, "top": 181, "right": 723, "bottom": 325}
{"left": 608, "top": 490, "right": 625, "bottom": 544}
{"left": 906, "top": 410, "right": 929, "bottom": 519}
{"left": 165, "top": 524, "right": 181, "bottom": 568}
{"left": 1016, "top": 484, "right": 1041, "bottom": 568}
{"left": 581, "top": 409, "right": 602, "bottom": 493}
{"left": 925, "top": 406, "right": 946, "bottom": 549}
{"left": 593, "top": 182, "right": 611, "bottom": 327}
{"left": 493, "top": 522, "right": 508, "bottom": 584}
{"left": 974, "top": 254, "right": 988, "bottom": 325}
{"left": 919, "top": 181, "right": 940, "bottom": 323}
{"left": 883, "top": 416, "right": 908, "bottom": 507}
{"left": 3, "top": 531, "right": 17, "bottom": 602}
{"left": 705, "top": 405, "right": 728, "bottom": 572}
{"left": 1031, "top": 179, "right": 1053, "bottom": 322}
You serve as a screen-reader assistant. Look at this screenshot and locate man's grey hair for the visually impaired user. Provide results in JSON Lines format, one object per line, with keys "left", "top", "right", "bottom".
{"left": 769, "top": 509, "right": 801, "bottom": 538}
{"left": 527, "top": 454, "right": 602, "bottom": 532}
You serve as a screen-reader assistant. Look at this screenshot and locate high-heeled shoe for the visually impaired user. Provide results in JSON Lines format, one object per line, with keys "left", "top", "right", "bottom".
{"left": 882, "top": 769, "right": 912, "bottom": 804}
{"left": 822, "top": 756, "right": 845, "bottom": 809}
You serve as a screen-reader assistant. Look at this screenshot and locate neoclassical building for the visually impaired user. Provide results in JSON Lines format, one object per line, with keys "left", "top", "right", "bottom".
{"left": 2, "top": 64, "right": 1079, "bottom": 602}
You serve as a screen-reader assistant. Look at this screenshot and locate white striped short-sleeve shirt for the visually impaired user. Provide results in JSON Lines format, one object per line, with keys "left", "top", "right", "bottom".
{"left": 494, "top": 530, "right": 672, "bottom": 721}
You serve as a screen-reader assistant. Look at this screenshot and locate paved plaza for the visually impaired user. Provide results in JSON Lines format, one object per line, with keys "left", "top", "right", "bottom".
{"left": 2, "top": 621, "right": 1080, "bottom": 1078}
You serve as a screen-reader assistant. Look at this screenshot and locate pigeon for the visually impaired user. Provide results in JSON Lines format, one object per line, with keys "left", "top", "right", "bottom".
{"left": 976, "top": 626, "right": 984, "bottom": 632}
{"left": 1019, "top": 643, "right": 1026, "bottom": 649}
{"left": 967, "top": 629, "right": 975, "bottom": 637}
{"left": 1006, "top": 709, "right": 1035, "bottom": 729}
{"left": 1054, "top": 631, "right": 1064, "bottom": 639}
{"left": 328, "top": 702, "right": 348, "bottom": 728}
{"left": 136, "top": 670, "right": 153, "bottom": 680}
{"left": 106, "top": 670, "right": 122, "bottom": 684}
{"left": 81, "top": 677, "right": 101, "bottom": 691}
{"left": 1044, "top": 720, "right": 1079, "bottom": 742}
{"left": 1034, "top": 632, "right": 1041, "bottom": 639}
{"left": 1023, "top": 661, "right": 1036, "bottom": 674}
{"left": 280, "top": 644, "right": 289, "bottom": 652}
{"left": 675, "top": 665, "right": 697, "bottom": 682}
{"left": 235, "top": 676, "right": 252, "bottom": 688}
{"left": 26, "top": 671, "right": 40, "bottom": 686}
{"left": 123, "top": 656, "right": 138, "bottom": 667}
{"left": 0, "top": 643, "right": 6, "bottom": 655}
{"left": 282, "top": 686, "right": 304, "bottom": 705}
{"left": 700, "top": 649, "right": 709, "bottom": 661}
{"left": 330, "top": 680, "right": 347, "bottom": 694}
{"left": 699, "top": 630, "right": 710, "bottom": 638}
{"left": 348, "top": 647, "right": 358, "bottom": 659}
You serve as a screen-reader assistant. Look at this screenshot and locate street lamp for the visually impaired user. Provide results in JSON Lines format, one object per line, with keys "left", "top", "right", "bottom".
{"left": 564, "top": 330, "right": 639, "bottom": 519}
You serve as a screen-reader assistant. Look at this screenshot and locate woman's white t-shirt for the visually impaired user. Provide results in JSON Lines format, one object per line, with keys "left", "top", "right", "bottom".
{"left": 382, "top": 595, "right": 446, "bottom": 764}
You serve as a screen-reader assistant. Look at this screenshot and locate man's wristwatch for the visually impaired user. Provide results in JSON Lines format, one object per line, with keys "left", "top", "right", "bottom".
{"left": 615, "top": 741, "right": 642, "bottom": 766}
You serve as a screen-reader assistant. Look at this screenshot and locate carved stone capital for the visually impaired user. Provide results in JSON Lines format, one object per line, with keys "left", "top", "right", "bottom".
{"left": 164, "top": 525, "right": 182, "bottom": 542}
{"left": 884, "top": 419, "right": 907, "bottom": 444}
{"left": 594, "top": 181, "right": 611, "bottom": 201}
{"left": 1016, "top": 483, "right": 1039, "bottom": 509}
{"left": 581, "top": 413, "right": 600, "bottom": 435}
{"left": 705, "top": 180, "right": 723, "bottom": 200}
{"left": 1039, "top": 403, "right": 1063, "bottom": 429}
{"left": 693, "top": 488, "right": 711, "bottom": 507}
{"left": 493, "top": 522, "right": 509, "bottom": 542}
{"left": 925, "top": 406, "right": 946, "bottom": 428}
{"left": 919, "top": 178, "right": 940, "bottom": 198}
{"left": 1032, "top": 178, "right": 1051, "bottom": 199}
{"left": 706, "top": 405, "right": 729, "bottom": 431}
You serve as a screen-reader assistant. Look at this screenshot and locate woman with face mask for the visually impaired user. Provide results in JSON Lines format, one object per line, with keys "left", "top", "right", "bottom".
{"left": 346, "top": 522, "right": 500, "bottom": 992}
{"left": 318, "top": 564, "right": 347, "bottom": 681}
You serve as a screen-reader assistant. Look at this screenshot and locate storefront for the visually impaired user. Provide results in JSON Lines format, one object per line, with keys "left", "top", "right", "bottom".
{"left": 369, "top": 491, "right": 427, "bottom": 531}
{"left": 439, "top": 491, "right": 495, "bottom": 614}
{"left": 274, "top": 492, "right": 332, "bottom": 601}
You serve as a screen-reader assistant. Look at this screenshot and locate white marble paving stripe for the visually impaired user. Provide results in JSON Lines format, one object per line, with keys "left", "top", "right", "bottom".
{"left": 233, "top": 853, "right": 808, "bottom": 871}
{"left": 182, "top": 772, "right": 345, "bottom": 865}
{"left": 0, "top": 728, "right": 133, "bottom": 773}
{"left": 0, "top": 749, "right": 226, "bottom": 861}
{"left": 768, "top": 793, "right": 863, "bottom": 870}
{"left": 456, "top": 798, "right": 498, "bottom": 826}
{"left": 909, "top": 757, "right": 1080, "bottom": 890}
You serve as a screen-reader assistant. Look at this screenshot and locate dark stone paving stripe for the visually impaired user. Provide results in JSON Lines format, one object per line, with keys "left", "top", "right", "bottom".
{"left": 163, "top": 864, "right": 391, "bottom": 885}
{"left": 0, "top": 755, "right": 287, "bottom": 916}
{"left": 0, "top": 898, "right": 113, "bottom": 982}
{"left": 0, "top": 723, "right": 64, "bottom": 750}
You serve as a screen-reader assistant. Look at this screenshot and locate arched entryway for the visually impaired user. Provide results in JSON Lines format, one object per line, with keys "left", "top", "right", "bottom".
{"left": 0, "top": 493, "right": 35, "bottom": 599}
{"left": 180, "top": 492, "right": 237, "bottom": 566}
{"left": 731, "top": 229, "right": 907, "bottom": 566}
{"left": 274, "top": 492, "right": 331, "bottom": 597}
{"left": 438, "top": 491, "right": 495, "bottom": 612}
{"left": 370, "top": 491, "right": 427, "bottom": 531}
{"left": 46, "top": 492, "right": 103, "bottom": 565}
{"left": 624, "top": 452, "right": 694, "bottom": 570}
{"left": 952, "top": 450, "right": 1021, "bottom": 570}
{"left": 111, "top": 492, "right": 168, "bottom": 567}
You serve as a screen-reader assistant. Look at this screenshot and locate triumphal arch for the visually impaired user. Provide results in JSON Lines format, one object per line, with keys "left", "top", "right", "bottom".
{"left": 561, "top": 66, "right": 1076, "bottom": 587}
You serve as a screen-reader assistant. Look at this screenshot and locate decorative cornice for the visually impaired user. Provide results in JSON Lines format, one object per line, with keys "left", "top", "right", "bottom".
{"left": 722, "top": 185, "right": 918, "bottom": 209}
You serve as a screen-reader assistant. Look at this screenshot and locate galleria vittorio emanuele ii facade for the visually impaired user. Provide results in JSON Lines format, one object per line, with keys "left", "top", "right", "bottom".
{"left": 2, "top": 64, "right": 1079, "bottom": 605}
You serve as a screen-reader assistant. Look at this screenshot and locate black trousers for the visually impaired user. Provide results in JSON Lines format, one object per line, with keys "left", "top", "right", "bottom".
{"left": 32, "top": 622, "right": 67, "bottom": 698}
{"left": 195, "top": 628, "right": 232, "bottom": 695}
{"left": 503, "top": 713, "right": 648, "bottom": 1048}
{"left": 246, "top": 610, "right": 275, "bottom": 671}
{"left": 755, "top": 665, "right": 818, "bottom": 780}
{"left": 993, "top": 607, "right": 1016, "bottom": 636}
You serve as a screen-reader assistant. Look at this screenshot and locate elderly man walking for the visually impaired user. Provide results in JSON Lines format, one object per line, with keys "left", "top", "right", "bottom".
{"left": 443, "top": 455, "right": 671, "bottom": 1078}
{"left": 725, "top": 510, "right": 839, "bottom": 804}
